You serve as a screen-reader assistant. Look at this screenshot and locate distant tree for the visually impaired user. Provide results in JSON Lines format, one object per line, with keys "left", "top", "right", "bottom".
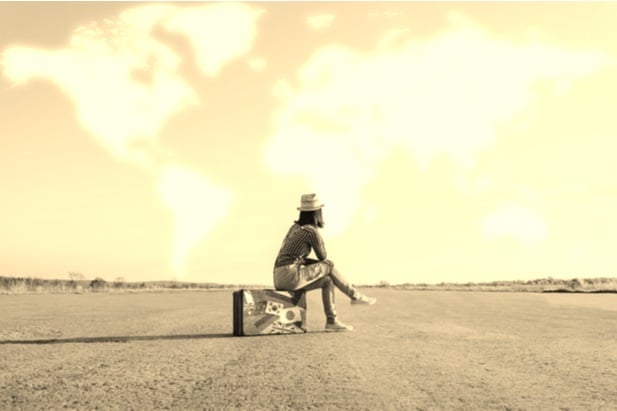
{"left": 378, "top": 280, "right": 390, "bottom": 288}
{"left": 90, "top": 277, "right": 107, "bottom": 290}
{"left": 68, "top": 272, "right": 85, "bottom": 281}
{"left": 569, "top": 278, "right": 583, "bottom": 290}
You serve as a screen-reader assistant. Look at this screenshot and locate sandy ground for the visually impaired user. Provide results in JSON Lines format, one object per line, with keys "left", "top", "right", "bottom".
{"left": 0, "top": 289, "right": 616, "bottom": 410}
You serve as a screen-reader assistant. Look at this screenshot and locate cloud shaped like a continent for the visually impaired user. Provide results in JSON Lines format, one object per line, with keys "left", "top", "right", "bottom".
{"left": 264, "top": 15, "right": 610, "bottom": 235}
{"left": 1, "top": 3, "right": 263, "bottom": 279}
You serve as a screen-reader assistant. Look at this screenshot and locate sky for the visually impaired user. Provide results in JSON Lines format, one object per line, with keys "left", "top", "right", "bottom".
{"left": 2, "top": 1, "right": 617, "bottom": 286}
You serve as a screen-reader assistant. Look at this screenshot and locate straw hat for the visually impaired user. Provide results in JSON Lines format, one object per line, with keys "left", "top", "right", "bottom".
{"left": 297, "top": 193, "right": 325, "bottom": 211}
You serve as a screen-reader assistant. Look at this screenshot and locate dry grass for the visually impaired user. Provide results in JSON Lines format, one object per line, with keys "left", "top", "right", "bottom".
{"left": 0, "top": 276, "right": 257, "bottom": 295}
{"left": 380, "top": 277, "right": 617, "bottom": 293}
{"left": 2, "top": 275, "right": 616, "bottom": 295}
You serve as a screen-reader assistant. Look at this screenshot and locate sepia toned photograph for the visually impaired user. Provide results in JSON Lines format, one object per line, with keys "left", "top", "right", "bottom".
{"left": 1, "top": 1, "right": 616, "bottom": 409}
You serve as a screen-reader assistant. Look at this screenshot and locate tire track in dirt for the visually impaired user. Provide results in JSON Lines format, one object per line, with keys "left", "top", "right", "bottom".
{"left": 172, "top": 333, "right": 366, "bottom": 409}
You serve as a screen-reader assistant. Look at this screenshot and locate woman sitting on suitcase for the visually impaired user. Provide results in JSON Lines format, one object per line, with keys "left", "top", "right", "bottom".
{"left": 273, "top": 193, "right": 376, "bottom": 332}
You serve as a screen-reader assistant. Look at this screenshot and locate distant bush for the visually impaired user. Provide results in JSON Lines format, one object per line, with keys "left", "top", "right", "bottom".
{"left": 394, "top": 277, "right": 617, "bottom": 293}
{"left": 3, "top": 275, "right": 615, "bottom": 295}
{"left": 1, "top": 276, "right": 84, "bottom": 293}
{"left": 90, "top": 277, "right": 107, "bottom": 290}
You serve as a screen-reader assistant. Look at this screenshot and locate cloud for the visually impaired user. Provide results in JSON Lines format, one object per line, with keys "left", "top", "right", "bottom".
{"left": 307, "top": 13, "right": 336, "bottom": 30}
{"left": 247, "top": 56, "right": 267, "bottom": 72}
{"left": 2, "top": 5, "right": 196, "bottom": 167}
{"left": 264, "top": 16, "right": 610, "bottom": 235}
{"left": 1, "top": 3, "right": 263, "bottom": 278}
{"left": 378, "top": 28, "right": 410, "bottom": 49}
{"left": 162, "top": 3, "right": 264, "bottom": 77}
{"left": 157, "top": 165, "right": 233, "bottom": 278}
{"left": 482, "top": 204, "right": 548, "bottom": 248}
{"left": 369, "top": 11, "right": 403, "bottom": 18}
{"left": 2, "top": 2, "right": 263, "bottom": 164}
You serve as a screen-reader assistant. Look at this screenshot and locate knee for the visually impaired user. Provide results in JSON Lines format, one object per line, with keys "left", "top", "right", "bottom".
{"left": 321, "top": 275, "right": 333, "bottom": 288}
{"left": 324, "top": 259, "right": 335, "bottom": 271}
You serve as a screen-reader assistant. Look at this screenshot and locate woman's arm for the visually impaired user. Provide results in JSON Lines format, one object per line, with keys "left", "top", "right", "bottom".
{"left": 304, "top": 225, "right": 327, "bottom": 261}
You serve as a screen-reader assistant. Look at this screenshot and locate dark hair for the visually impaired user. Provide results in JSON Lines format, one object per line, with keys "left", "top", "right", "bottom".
{"left": 296, "top": 208, "right": 324, "bottom": 228}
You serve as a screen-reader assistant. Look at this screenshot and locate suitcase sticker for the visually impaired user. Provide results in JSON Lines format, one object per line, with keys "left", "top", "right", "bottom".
{"left": 233, "top": 289, "right": 307, "bottom": 336}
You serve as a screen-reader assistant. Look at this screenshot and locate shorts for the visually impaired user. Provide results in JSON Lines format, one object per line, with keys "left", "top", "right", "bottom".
{"left": 273, "top": 260, "right": 332, "bottom": 291}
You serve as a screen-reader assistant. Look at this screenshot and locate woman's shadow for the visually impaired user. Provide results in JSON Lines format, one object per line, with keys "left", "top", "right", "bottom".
{"left": 0, "top": 333, "right": 232, "bottom": 345}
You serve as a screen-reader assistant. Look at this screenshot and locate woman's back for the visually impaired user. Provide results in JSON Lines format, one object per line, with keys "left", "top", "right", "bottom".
{"left": 274, "top": 223, "right": 326, "bottom": 268}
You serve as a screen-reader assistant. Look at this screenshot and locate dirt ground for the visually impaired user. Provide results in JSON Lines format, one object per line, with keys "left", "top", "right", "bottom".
{"left": 0, "top": 289, "right": 616, "bottom": 410}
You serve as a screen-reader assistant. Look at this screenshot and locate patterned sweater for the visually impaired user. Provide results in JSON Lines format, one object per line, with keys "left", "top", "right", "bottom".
{"left": 274, "top": 223, "right": 327, "bottom": 268}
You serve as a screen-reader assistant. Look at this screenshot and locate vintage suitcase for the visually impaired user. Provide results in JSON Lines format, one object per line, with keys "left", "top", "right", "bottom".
{"left": 233, "top": 289, "right": 307, "bottom": 336}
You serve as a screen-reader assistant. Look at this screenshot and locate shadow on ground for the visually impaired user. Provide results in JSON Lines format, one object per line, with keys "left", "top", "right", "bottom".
{"left": 0, "top": 333, "right": 232, "bottom": 345}
{"left": 542, "top": 289, "right": 617, "bottom": 293}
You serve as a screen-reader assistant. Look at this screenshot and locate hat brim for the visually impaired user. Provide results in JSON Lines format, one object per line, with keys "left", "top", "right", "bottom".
{"left": 297, "top": 204, "right": 325, "bottom": 211}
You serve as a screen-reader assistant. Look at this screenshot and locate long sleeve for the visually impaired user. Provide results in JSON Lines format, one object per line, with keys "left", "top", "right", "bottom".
{"left": 304, "top": 225, "right": 327, "bottom": 261}
{"left": 275, "top": 224, "right": 328, "bottom": 268}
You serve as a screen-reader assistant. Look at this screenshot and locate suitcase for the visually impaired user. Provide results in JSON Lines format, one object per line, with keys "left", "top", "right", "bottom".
{"left": 233, "top": 289, "right": 307, "bottom": 336}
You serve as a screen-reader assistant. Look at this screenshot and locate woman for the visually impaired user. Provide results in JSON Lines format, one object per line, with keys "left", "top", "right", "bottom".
{"left": 273, "top": 193, "right": 376, "bottom": 332}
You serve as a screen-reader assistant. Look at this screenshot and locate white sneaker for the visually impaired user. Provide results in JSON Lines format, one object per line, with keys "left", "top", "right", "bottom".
{"left": 351, "top": 294, "right": 377, "bottom": 305}
{"left": 325, "top": 319, "right": 354, "bottom": 332}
